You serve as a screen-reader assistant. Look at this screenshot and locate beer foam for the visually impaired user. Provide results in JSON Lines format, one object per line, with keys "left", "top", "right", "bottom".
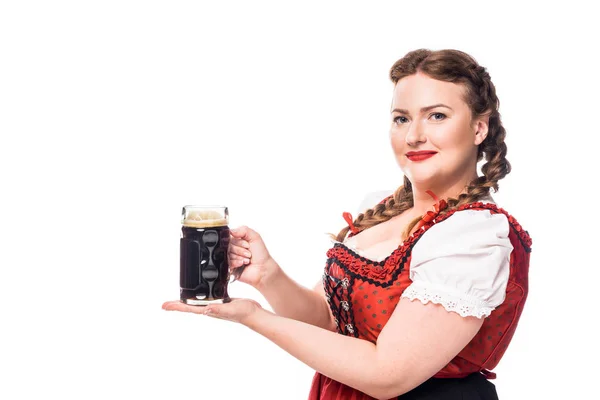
{"left": 183, "top": 210, "right": 228, "bottom": 228}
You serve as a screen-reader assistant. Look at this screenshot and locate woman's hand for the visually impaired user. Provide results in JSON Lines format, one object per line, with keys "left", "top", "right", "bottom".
{"left": 228, "top": 226, "right": 280, "bottom": 289}
{"left": 162, "top": 298, "right": 265, "bottom": 325}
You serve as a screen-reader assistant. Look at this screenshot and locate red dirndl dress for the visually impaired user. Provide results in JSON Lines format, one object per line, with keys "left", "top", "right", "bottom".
{"left": 308, "top": 201, "right": 532, "bottom": 400}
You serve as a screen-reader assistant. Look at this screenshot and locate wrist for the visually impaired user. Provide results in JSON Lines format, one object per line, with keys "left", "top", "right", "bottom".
{"left": 256, "top": 257, "right": 282, "bottom": 292}
{"left": 243, "top": 306, "right": 272, "bottom": 329}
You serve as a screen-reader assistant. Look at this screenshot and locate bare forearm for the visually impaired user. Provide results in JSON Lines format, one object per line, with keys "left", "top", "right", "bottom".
{"left": 257, "top": 261, "right": 335, "bottom": 331}
{"left": 245, "top": 308, "right": 389, "bottom": 399}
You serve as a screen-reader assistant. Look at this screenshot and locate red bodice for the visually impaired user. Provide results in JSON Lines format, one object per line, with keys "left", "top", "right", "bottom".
{"left": 309, "top": 202, "right": 532, "bottom": 399}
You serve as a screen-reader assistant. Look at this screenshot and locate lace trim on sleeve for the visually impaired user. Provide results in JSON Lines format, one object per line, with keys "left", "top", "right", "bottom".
{"left": 401, "top": 282, "right": 495, "bottom": 318}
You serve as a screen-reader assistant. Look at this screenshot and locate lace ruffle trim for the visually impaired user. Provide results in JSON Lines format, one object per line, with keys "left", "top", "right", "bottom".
{"left": 401, "top": 284, "right": 494, "bottom": 319}
{"left": 329, "top": 236, "right": 388, "bottom": 262}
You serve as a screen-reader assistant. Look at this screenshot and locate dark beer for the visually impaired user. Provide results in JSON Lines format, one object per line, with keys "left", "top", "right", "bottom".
{"left": 180, "top": 207, "right": 231, "bottom": 305}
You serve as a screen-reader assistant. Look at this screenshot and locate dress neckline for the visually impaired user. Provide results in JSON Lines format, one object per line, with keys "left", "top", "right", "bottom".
{"left": 332, "top": 198, "right": 498, "bottom": 265}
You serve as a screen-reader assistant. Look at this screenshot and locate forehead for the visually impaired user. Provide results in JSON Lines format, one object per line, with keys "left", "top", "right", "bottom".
{"left": 391, "top": 73, "right": 467, "bottom": 110}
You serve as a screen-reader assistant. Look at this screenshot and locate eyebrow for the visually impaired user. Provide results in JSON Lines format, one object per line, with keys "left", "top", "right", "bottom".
{"left": 391, "top": 103, "right": 453, "bottom": 114}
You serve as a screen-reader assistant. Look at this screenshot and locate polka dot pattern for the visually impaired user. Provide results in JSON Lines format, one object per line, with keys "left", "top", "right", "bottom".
{"left": 322, "top": 203, "right": 531, "bottom": 380}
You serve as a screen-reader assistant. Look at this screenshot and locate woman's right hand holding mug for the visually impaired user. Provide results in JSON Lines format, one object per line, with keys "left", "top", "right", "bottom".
{"left": 228, "top": 226, "right": 280, "bottom": 289}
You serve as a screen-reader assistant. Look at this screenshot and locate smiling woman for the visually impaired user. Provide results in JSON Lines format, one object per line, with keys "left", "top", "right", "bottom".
{"left": 390, "top": 75, "right": 487, "bottom": 199}
{"left": 163, "top": 48, "right": 532, "bottom": 400}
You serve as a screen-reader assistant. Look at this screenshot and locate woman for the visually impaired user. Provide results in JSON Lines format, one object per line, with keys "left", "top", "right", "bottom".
{"left": 163, "top": 48, "right": 532, "bottom": 399}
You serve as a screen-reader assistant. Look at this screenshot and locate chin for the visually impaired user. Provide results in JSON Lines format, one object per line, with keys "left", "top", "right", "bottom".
{"left": 405, "top": 171, "right": 438, "bottom": 188}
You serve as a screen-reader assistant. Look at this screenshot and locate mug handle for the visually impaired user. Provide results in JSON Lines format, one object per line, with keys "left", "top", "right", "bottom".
{"left": 229, "top": 264, "right": 246, "bottom": 283}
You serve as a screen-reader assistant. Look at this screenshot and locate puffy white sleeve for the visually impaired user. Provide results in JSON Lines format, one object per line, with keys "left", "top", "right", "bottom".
{"left": 401, "top": 209, "right": 513, "bottom": 318}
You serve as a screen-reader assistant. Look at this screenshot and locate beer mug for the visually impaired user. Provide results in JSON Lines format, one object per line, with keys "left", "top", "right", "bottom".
{"left": 180, "top": 205, "right": 231, "bottom": 305}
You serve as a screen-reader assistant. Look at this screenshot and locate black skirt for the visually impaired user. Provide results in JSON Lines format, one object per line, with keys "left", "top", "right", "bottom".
{"left": 398, "top": 373, "right": 499, "bottom": 400}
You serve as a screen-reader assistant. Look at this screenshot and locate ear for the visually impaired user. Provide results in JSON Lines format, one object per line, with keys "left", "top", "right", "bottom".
{"left": 473, "top": 116, "right": 489, "bottom": 146}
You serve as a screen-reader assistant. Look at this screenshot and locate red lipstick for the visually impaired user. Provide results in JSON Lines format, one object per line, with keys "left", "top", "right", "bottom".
{"left": 406, "top": 151, "right": 437, "bottom": 161}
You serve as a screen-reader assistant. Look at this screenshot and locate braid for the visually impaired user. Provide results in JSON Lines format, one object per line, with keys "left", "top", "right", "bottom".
{"left": 335, "top": 49, "right": 512, "bottom": 243}
{"left": 335, "top": 176, "right": 414, "bottom": 242}
{"left": 442, "top": 62, "right": 511, "bottom": 205}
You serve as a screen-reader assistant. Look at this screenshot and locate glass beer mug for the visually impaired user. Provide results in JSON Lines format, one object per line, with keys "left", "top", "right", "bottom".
{"left": 180, "top": 205, "right": 231, "bottom": 305}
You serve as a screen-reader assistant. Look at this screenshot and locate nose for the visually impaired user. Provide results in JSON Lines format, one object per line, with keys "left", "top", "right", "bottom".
{"left": 405, "top": 121, "right": 426, "bottom": 146}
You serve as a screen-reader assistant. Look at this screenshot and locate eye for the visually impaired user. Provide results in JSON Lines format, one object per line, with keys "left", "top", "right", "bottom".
{"left": 393, "top": 116, "right": 408, "bottom": 125}
{"left": 430, "top": 112, "right": 446, "bottom": 121}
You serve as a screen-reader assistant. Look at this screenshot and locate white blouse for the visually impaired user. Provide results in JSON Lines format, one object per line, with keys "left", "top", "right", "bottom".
{"left": 334, "top": 191, "right": 513, "bottom": 318}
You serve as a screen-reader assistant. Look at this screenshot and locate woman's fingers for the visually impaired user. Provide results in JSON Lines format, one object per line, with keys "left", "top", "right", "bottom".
{"left": 230, "top": 226, "right": 260, "bottom": 242}
{"left": 230, "top": 237, "right": 250, "bottom": 249}
{"left": 162, "top": 300, "right": 206, "bottom": 314}
{"left": 229, "top": 255, "right": 250, "bottom": 269}
{"left": 229, "top": 243, "right": 252, "bottom": 258}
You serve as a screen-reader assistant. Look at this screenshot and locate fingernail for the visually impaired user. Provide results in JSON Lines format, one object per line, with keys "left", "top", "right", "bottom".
{"left": 204, "top": 308, "right": 212, "bottom": 315}
{"left": 244, "top": 258, "right": 250, "bottom": 264}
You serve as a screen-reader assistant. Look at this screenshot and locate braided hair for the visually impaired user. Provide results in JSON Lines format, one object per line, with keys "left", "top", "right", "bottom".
{"left": 335, "top": 49, "right": 511, "bottom": 242}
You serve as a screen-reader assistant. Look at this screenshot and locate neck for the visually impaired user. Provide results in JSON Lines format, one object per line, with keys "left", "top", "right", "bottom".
{"left": 410, "top": 173, "right": 479, "bottom": 215}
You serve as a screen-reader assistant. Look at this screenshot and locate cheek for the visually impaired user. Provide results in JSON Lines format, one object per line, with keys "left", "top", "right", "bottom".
{"left": 430, "top": 125, "right": 471, "bottom": 152}
{"left": 389, "top": 131, "right": 405, "bottom": 153}
{"left": 389, "top": 133, "right": 408, "bottom": 167}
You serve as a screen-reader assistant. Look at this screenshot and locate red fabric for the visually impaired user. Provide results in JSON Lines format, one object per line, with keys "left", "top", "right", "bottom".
{"left": 309, "top": 202, "right": 532, "bottom": 400}
{"left": 343, "top": 211, "right": 359, "bottom": 234}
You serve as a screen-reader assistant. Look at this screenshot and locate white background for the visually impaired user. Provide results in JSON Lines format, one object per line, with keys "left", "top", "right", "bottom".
{"left": 1, "top": 1, "right": 597, "bottom": 399}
